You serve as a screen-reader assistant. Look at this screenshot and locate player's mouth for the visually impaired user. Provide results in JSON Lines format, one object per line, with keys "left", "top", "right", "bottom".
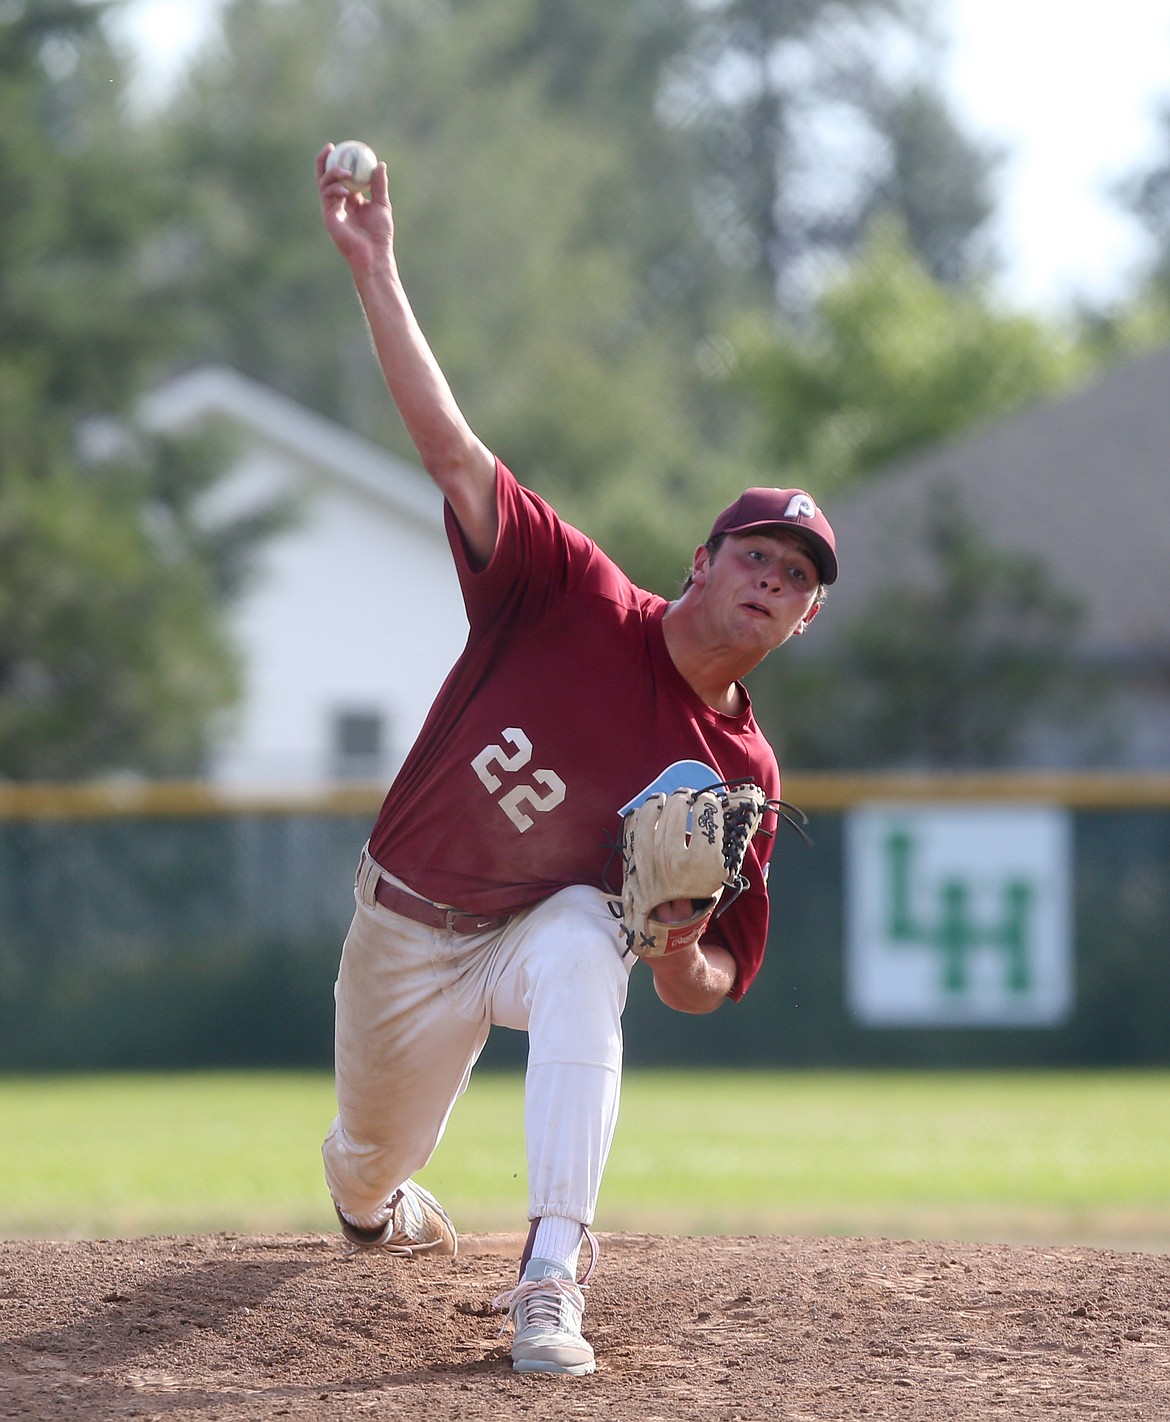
{"left": 740, "top": 599, "right": 771, "bottom": 618}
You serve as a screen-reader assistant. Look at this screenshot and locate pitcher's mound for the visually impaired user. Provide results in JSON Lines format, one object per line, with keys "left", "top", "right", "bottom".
{"left": 2, "top": 1231, "right": 1165, "bottom": 1418}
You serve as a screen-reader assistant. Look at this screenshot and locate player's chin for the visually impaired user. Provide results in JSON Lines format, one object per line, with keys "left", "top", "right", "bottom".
{"left": 735, "top": 616, "right": 791, "bottom": 654}
{"left": 756, "top": 610, "right": 807, "bottom": 648}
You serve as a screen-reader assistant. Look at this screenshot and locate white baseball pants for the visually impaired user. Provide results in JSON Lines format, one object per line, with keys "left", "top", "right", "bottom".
{"left": 322, "top": 852, "right": 635, "bottom": 1229}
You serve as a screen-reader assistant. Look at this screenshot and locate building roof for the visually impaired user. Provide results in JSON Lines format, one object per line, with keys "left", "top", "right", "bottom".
{"left": 817, "top": 341, "right": 1170, "bottom": 657}
{"left": 139, "top": 364, "right": 444, "bottom": 534}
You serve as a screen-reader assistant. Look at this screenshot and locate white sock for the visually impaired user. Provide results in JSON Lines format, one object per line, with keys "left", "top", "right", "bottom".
{"left": 531, "top": 1216, "right": 584, "bottom": 1276}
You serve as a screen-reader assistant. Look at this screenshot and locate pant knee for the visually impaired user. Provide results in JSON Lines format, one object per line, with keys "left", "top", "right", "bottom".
{"left": 322, "top": 1118, "right": 425, "bottom": 1212}
{"left": 521, "top": 912, "right": 630, "bottom": 1069}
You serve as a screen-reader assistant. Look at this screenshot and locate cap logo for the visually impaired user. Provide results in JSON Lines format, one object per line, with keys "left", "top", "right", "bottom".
{"left": 784, "top": 493, "right": 817, "bottom": 521}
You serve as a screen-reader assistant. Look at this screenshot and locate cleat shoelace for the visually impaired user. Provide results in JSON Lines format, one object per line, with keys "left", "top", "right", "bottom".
{"left": 491, "top": 1275, "right": 588, "bottom": 1336}
{"left": 492, "top": 1224, "right": 598, "bottom": 1336}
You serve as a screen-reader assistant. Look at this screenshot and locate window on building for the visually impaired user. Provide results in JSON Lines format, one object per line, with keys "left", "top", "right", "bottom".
{"left": 330, "top": 709, "right": 386, "bottom": 780}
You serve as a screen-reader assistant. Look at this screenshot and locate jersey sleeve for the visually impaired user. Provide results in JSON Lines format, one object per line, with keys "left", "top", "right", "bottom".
{"left": 444, "top": 457, "right": 601, "bottom": 633}
{"left": 705, "top": 749, "right": 783, "bottom": 1000}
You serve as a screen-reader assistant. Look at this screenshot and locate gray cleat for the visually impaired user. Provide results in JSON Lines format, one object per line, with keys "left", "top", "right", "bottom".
{"left": 334, "top": 1178, "right": 458, "bottom": 1258}
{"left": 493, "top": 1229, "right": 598, "bottom": 1375}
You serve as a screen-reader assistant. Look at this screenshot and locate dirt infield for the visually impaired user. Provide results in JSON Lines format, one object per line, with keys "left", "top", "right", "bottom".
{"left": 1, "top": 1231, "right": 1167, "bottom": 1420}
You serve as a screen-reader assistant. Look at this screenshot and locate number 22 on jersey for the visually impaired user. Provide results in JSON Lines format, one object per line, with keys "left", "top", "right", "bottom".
{"left": 471, "top": 728, "right": 567, "bottom": 833}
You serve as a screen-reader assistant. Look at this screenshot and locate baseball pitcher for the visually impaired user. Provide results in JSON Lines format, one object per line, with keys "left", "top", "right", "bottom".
{"left": 315, "top": 141, "right": 838, "bottom": 1376}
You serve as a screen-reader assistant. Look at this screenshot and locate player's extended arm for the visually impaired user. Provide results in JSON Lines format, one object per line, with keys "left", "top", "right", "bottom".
{"left": 316, "top": 145, "right": 498, "bottom": 565}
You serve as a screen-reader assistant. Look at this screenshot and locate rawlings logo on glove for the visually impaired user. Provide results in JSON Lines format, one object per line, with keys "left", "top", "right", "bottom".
{"left": 614, "top": 782, "right": 769, "bottom": 958}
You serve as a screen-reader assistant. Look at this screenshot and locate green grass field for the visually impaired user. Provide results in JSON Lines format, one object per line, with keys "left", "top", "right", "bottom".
{"left": 4, "top": 1069, "right": 1168, "bottom": 1250}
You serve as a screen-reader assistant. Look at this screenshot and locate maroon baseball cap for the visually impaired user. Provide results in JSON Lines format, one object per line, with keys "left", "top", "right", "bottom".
{"left": 709, "top": 487, "right": 838, "bottom": 585}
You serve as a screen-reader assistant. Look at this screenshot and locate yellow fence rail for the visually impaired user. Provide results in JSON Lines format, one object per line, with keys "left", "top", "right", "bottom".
{"left": 2, "top": 772, "right": 1170, "bottom": 820}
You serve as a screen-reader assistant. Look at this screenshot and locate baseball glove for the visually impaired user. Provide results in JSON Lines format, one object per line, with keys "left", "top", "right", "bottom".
{"left": 615, "top": 781, "right": 769, "bottom": 958}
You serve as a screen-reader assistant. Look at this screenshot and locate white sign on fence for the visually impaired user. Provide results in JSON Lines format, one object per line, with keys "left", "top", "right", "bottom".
{"left": 845, "top": 804, "right": 1073, "bottom": 1027}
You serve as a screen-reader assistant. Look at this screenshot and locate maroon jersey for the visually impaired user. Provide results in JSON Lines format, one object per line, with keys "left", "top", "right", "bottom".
{"left": 368, "top": 460, "right": 781, "bottom": 998}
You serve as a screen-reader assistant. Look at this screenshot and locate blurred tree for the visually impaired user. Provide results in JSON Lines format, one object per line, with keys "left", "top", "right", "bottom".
{"left": 150, "top": 0, "right": 1010, "bottom": 594}
{"left": 1091, "top": 104, "right": 1170, "bottom": 357}
{"left": 729, "top": 218, "right": 1079, "bottom": 497}
{"left": 484, "top": 0, "right": 720, "bottom": 316}
{"left": 750, "top": 489, "right": 1114, "bottom": 769}
{"left": 849, "top": 77, "right": 1001, "bottom": 287}
{"left": 672, "top": 0, "right": 1001, "bottom": 304}
{"left": 1117, "top": 95, "right": 1170, "bottom": 291}
{"left": 0, "top": 445, "right": 238, "bottom": 780}
{"left": 0, "top": 0, "right": 283, "bottom": 779}
{"left": 0, "top": 0, "right": 174, "bottom": 418}
{"left": 153, "top": 0, "right": 761, "bottom": 594}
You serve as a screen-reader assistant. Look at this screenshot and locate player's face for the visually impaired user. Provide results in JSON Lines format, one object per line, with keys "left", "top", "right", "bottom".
{"left": 694, "top": 530, "right": 821, "bottom": 653}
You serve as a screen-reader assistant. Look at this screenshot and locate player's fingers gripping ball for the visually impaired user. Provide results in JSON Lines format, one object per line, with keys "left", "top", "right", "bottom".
{"left": 326, "top": 139, "right": 378, "bottom": 193}
{"left": 617, "top": 783, "right": 768, "bottom": 958}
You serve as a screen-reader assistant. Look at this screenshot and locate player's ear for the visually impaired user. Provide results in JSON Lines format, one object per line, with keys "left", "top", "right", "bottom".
{"left": 793, "top": 602, "right": 821, "bottom": 635}
{"left": 690, "top": 544, "right": 712, "bottom": 585}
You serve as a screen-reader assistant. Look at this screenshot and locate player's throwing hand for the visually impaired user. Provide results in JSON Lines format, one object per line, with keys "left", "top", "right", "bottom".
{"left": 316, "top": 143, "right": 393, "bottom": 270}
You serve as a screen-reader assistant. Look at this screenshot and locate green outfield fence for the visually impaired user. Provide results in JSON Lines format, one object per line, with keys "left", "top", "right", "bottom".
{"left": 1, "top": 774, "right": 1168, "bottom": 1070}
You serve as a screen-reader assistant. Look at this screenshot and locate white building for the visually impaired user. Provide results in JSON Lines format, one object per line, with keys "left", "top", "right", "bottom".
{"left": 141, "top": 366, "right": 469, "bottom": 787}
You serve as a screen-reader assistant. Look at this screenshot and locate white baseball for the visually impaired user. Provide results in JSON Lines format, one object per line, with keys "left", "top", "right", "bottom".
{"left": 326, "top": 140, "right": 378, "bottom": 194}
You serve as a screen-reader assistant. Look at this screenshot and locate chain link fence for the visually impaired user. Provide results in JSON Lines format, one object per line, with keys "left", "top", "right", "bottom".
{"left": 2, "top": 777, "right": 1168, "bottom": 1070}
